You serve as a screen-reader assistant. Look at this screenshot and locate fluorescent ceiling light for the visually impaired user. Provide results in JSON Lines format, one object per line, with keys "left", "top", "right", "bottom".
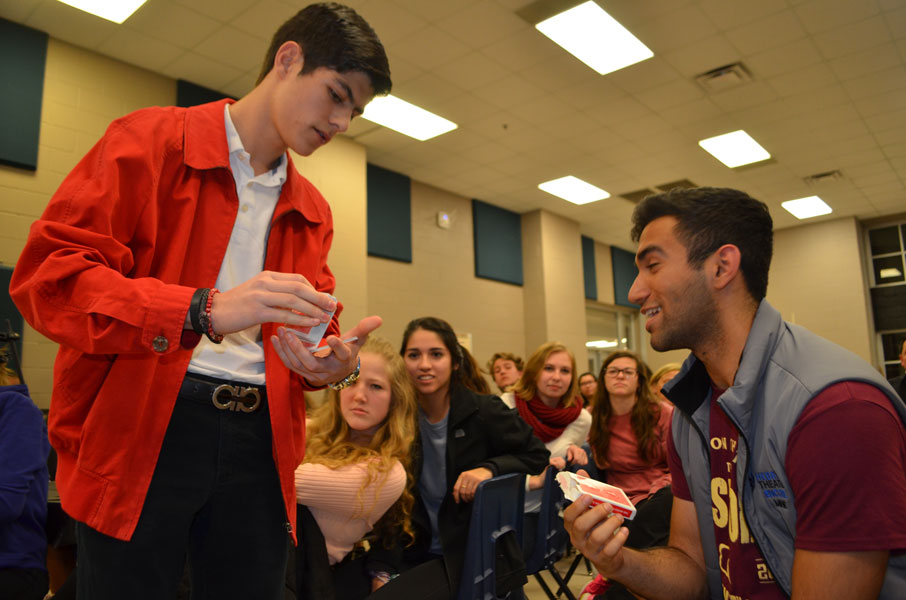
{"left": 535, "top": 1, "right": 653, "bottom": 75}
{"left": 362, "top": 95, "right": 457, "bottom": 141}
{"left": 781, "top": 196, "right": 833, "bottom": 220}
{"left": 538, "top": 176, "right": 610, "bottom": 205}
{"left": 879, "top": 268, "right": 903, "bottom": 279}
{"left": 586, "top": 339, "right": 618, "bottom": 349}
{"left": 57, "top": 0, "right": 147, "bottom": 23}
{"left": 698, "top": 130, "right": 771, "bottom": 168}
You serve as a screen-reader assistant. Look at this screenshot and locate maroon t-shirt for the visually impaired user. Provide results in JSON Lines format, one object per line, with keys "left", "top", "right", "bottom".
{"left": 669, "top": 381, "right": 906, "bottom": 599}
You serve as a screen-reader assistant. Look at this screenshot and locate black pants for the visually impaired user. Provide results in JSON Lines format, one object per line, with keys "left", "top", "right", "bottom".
{"left": 75, "top": 376, "right": 288, "bottom": 600}
{"left": 603, "top": 485, "right": 673, "bottom": 600}
{"left": 0, "top": 568, "right": 48, "bottom": 600}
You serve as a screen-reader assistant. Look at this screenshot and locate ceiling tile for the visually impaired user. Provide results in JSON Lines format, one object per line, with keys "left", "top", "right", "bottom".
{"left": 229, "top": 1, "right": 298, "bottom": 40}
{"left": 160, "top": 51, "right": 244, "bottom": 92}
{"left": 746, "top": 38, "right": 823, "bottom": 79}
{"left": 433, "top": 51, "right": 510, "bottom": 88}
{"left": 708, "top": 80, "right": 780, "bottom": 111}
{"left": 389, "top": 25, "right": 471, "bottom": 71}
{"left": 471, "top": 74, "right": 547, "bottom": 110}
{"left": 172, "top": 0, "right": 252, "bottom": 23}
{"left": 25, "top": 1, "right": 117, "bottom": 50}
{"left": 636, "top": 78, "right": 705, "bottom": 112}
{"left": 192, "top": 25, "right": 265, "bottom": 72}
{"left": 766, "top": 62, "right": 837, "bottom": 97}
{"left": 124, "top": 2, "right": 222, "bottom": 50}
{"left": 843, "top": 65, "right": 906, "bottom": 100}
{"left": 0, "top": 0, "right": 41, "bottom": 22}
{"left": 697, "top": 0, "right": 789, "bottom": 30}
{"left": 434, "top": 2, "right": 526, "bottom": 49}
{"left": 794, "top": 0, "right": 881, "bottom": 34}
{"left": 356, "top": 1, "right": 427, "bottom": 45}
{"left": 812, "top": 15, "right": 891, "bottom": 60}
{"left": 98, "top": 27, "right": 185, "bottom": 73}
{"left": 727, "top": 10, "right": 807, "bottom": 56}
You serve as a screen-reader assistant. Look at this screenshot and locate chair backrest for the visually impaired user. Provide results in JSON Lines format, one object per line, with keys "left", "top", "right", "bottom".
{"left": 456, "top": 473, "right": 526, "bottom": 600}
{"left": 524, "top": 467, "right": 570, "bottom": 574}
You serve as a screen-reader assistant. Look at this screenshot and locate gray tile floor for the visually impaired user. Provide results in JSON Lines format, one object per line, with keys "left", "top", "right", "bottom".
{"left": 522, "top": 551, "right": 597, "bottom": 600}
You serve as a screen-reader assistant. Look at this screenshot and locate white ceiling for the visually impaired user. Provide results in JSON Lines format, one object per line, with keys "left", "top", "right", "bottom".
{"left": 2, "top": 0, "right": 905, "bottom": 251}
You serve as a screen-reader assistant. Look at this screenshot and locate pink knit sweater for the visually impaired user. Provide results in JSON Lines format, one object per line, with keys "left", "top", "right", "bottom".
{"left": 294, "top": 460, "right": 406, "bottom": 564}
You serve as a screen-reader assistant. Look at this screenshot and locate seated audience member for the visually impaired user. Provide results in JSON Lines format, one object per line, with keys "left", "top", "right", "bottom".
{"left": 503, "top": 342, "right": 591, "bottom": 556}
{"left": 889, "top": 339, "right": 906, "bottom": 401}
{"left": 0, "top": 349, "right": 51, "bottom": 600}
{"left": 583, "top": 351, "right": 673, "bottom": 599}
{"left": 369, "top": 317, "right": 549, "bottom": 600}
{"left": 293, "top": 337, "right": 416, "bottom": 599}
{"left": 565, "top": 187, "right": 906, "bottom": 599}
{"left": 487, "top": 352, "right": 523, "bottom": 393}
{"left": 649, "top": 363, "right": 681, "bottom": 405}
{"left": 460, "top": 346, "right": 491, "bottom": 394}
{"left": 578, "top": 372, "right": 598, "bottom": 409}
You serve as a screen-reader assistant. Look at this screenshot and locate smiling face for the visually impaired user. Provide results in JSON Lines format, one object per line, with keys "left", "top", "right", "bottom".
{"left": 271, "top": 44, "right": 373, "bottom": 157}
{"left": 492, "top": 358, "right": 521, "bottom": 391}
{"left": 603, "top": 356, "right": 639, "bottom": 399}
{"left": 403, "top": 328, "right": 454, "bottom": 401}
{"left": 628, "top": 216, "right": 718, "bottom": 353}
{"left": 339, "top": 351, "right": 392, "bottom": 439}
{"left": 535, "top": 351, "right": 573, "bottom": 407}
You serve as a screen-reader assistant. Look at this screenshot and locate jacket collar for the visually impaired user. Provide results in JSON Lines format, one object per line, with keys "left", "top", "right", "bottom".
{"left": 182, "top": 98, "right": 325, "bottom": 224}
{"left": 667, "top": 299, "right": 782, "bottom": 432}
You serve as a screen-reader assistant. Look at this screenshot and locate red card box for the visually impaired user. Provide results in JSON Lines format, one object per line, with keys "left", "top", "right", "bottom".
{"left": 556, "top": 471, "right": 636, "bottom": 520}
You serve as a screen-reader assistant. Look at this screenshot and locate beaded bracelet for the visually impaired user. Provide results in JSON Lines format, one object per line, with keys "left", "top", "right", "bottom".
{"left": 203, "top": 288, "right": 224, "bottom": 344}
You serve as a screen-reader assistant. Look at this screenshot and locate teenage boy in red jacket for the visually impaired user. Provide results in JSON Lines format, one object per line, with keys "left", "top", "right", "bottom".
{"left": 10, "top": 4, "right": 390, "bottom": 598}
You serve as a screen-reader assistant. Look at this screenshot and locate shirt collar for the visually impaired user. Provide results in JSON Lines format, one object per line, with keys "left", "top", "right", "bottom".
{"left": 224, "top": 103, "right": 287, "bottom": 187}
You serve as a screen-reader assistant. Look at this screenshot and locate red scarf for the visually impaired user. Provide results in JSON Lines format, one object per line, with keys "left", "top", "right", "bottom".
{"left": 515, "top": 394, "right": 583, "bottom": 443}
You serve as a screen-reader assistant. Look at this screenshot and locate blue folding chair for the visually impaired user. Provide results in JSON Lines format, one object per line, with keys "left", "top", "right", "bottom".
{"left": 457, "top": 473, "right": 526, "bottom": 600}
{"left": 524, "top": 467, "right": 578, "bottom": 600}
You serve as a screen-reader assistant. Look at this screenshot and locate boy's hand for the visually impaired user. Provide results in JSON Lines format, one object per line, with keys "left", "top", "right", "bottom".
{"left": 208, "top": 271, "right": 335, "bottom": 334}
{"left": 270, "top": 315, "right": 382, "bottom": 387}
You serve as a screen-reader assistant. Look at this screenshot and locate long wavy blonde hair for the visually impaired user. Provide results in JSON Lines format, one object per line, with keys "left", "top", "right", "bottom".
{"left": 304, "top": 336, "right": 417, "bottom": 544}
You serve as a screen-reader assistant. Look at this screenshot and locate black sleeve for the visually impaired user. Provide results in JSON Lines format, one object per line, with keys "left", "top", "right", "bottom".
{"left": 478, "top": 395, "right": 550, "bottom": 476}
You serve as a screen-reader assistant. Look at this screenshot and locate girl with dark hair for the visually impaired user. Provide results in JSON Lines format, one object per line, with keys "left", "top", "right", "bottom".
{"left": 583, "top": 350, "right": 673, "bottom": 599}
{"left": 369, "top": 317, "right": 549, "bottom": 600}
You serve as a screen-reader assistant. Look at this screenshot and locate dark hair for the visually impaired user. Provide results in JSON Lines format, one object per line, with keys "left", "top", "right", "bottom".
{"left": 461, "top": 346, "right": 491, "bottom": 395}
{"left": 631, "top": 187, "right": 773, "bottom": 301}
{"left": 257, "top": 2, "right": 392, "bottom": 96}
{"left": 578, "top": 372, "right": 596, "bottom": 383}
{"left": 588, "top": 351, "right": 663, "bottom": 468}
{"left": 400, "top": 317, "right": 468, "bottom": 394}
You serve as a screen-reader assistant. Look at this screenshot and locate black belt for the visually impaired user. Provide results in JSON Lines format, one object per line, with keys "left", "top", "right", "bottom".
{"left": 180, "top": 373, "right": 266, "bottom": 413}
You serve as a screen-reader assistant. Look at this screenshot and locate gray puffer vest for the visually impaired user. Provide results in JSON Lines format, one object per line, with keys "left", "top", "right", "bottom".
{"left": 667, "top": 300, "right": 906, "bottom": 598}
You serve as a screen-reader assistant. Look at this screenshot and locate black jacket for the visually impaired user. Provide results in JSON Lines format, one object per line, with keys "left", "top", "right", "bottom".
{"left": 404, "top": 386, "right": 550, "bottom": 592}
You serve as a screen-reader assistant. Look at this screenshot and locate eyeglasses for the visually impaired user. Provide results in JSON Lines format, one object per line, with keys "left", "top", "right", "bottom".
{"left": 605, "top": 367, "right": 637, "bottom": 378}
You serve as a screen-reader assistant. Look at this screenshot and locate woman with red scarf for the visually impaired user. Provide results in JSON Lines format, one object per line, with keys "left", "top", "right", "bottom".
{"left": 500, "top": 341, "right": 591, "bottom": 556}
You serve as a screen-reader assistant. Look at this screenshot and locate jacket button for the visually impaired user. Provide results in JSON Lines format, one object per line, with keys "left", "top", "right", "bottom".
{"left": 152, "top": 335, "right": 169, "bottom": 353}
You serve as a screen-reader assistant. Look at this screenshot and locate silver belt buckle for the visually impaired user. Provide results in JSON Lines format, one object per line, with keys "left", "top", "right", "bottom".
{"left": 212, "top": 384, "right": 261, "bottom": 413}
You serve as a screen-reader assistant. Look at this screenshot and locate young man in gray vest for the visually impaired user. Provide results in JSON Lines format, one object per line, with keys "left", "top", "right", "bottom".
{"left": 564, "top": 187, "right": 906, "bottom": 599}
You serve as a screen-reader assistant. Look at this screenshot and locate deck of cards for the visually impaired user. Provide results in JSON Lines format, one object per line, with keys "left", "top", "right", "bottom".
{"left": 556, "top": 471, "right": 636, "bottom": 520}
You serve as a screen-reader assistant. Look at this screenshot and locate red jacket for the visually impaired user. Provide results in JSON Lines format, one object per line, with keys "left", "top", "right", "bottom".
{"left": 10, "top": 99, "right": 340, "bottom": 542}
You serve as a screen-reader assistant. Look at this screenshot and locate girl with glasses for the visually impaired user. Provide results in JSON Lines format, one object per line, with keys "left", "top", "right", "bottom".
{"left": 583, "top": 351, "right": 673, "bottom": 599}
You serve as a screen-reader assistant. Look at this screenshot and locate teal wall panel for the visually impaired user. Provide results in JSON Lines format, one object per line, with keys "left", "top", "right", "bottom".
{"left": 367, "top": 164, "right": 411, "bottom": 262}
{"left": 0, "top": 19, "right": 47, "bottom": 171}
{"left": 472, "top": 200, "right": 522, "bottom": 286}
